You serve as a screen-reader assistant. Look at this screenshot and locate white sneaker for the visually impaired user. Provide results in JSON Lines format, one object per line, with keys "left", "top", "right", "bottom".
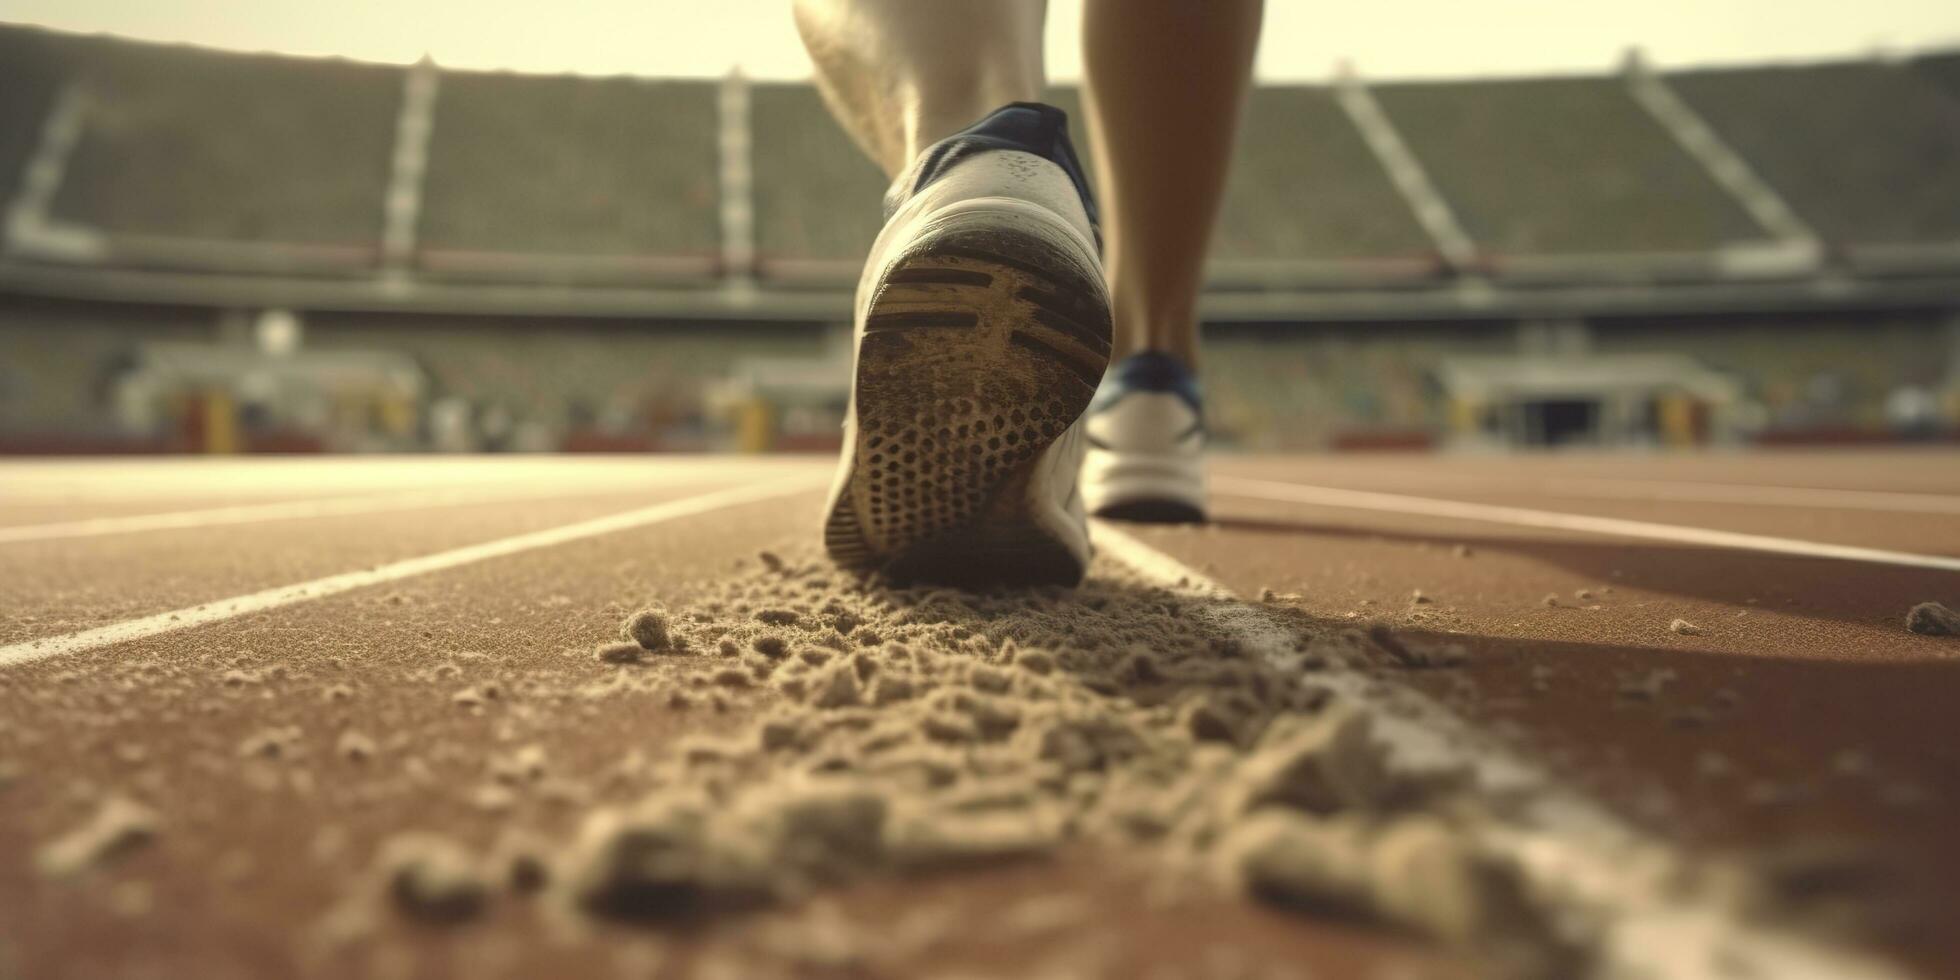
{"left": 822, "top": 103, "right": 1110, "bottom": 585}
{"left": 1082, "top": 351, "right": 1208, "bottom": 523}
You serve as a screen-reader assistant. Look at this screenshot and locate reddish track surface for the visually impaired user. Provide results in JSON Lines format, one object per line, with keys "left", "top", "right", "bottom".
{"left": 1, "top": 450, "right": 1955, "bottom": 978}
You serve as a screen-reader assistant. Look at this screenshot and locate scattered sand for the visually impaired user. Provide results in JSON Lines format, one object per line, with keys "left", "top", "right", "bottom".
{"left": 595, "top": 641, "right": 645, "bottom": 665}
{"left": 36, "top": 796, "right": 159, "bottom": 878}
{"left": 377, "top": 833, "right": 490, "bottom": 924}
{"left": 441, "top": 548, "right": 1582, "bottom": 973}
{"left": 1904, "top": 601, "right": 1959, "bottom": 636}
{"left": 336, "top": 731, "right": 377, "bottom": 763}
{"left": 622, "top": 607, "right": 673, "bottom": 651}
{"left": 239, "top": 726, "right": 304, "bottom": 760}
{"left": 492, "top": 832, "right": 553, "bottom": 894}
{"left": 16, "top": 531, "right": 1846, "bottom": 975}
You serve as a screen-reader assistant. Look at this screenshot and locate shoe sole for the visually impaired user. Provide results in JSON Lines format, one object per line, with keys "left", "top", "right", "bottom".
{"left": 1084, "top": 449, "right": 1208, "bottom": 525}
{"left": 824, "top": 209, "right": 1111, "bottom": 586}
{"left": 1094, "top": 498, "right": 1207, "bottom": 524}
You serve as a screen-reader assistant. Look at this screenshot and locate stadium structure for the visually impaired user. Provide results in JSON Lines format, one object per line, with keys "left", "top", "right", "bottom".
{"left": 2, "top": 23, "right": 1958, "bottom": 454}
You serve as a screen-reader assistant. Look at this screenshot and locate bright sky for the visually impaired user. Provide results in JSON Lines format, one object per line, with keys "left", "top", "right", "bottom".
{"left": 3, "top": 0, "right": 1957, "bottom": 81}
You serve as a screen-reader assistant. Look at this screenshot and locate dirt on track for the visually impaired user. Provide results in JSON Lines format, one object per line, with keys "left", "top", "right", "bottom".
{"left": 2, "top": 451, "right": 1957, "bottom": 979}
{"left": 1, "top": 529, "right": 1482, "bottom": 979}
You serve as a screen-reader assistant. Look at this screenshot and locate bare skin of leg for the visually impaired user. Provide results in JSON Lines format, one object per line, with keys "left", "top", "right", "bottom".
{"left": 1082, "top": 0, "right": 1263, "bottom": 369}
{"left": 792, "top": 0, "right": 1048, "bottom": 178}
{"left": 794, "top": 0, "right": 1260, "bottom": 367}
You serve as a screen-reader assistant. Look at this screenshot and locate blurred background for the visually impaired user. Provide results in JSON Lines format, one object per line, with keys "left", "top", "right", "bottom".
{"left": 1, "top": 1, "right": 1957, "bottom": 455}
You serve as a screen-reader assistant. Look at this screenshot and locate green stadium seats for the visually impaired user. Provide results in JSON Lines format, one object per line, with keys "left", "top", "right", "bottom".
{"left": 1, "top": 23, "right": 1955, "bottom": 293}
{"left": 419, "top": 72, "right": 720, "bottom": 272}
{"left": 1372, "top": 76, "right": 1765, "bottom": 257}
{"left": 1669, "top": 62, "right": 1960, "bottom": 246}
{"left": 748, "top": 82, "right": 885, "bottom": 274}
{"left": 47, "top": 39, "right": 398, "bottom": 253}
{"left": 0, "top": 28, "right": 77, "bottom": 214}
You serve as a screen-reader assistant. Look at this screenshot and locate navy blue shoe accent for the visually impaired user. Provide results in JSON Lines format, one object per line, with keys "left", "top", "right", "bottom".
{"left": 1090, "top": 351, "right": 1204, "bottom": 419}
{"left": 885, "top": 102, "right": 1102, "bottom": 252}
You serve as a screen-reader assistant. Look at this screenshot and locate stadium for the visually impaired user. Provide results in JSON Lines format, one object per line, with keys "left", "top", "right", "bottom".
{"left": 4, "top": 12, "right": 1960, "bottom": 980}
{"left": 3, "top": 23, "right": 1958, "bottom": 454}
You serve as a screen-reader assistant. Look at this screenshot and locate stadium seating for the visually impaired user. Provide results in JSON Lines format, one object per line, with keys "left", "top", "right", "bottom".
{"left": 748, "top": 83, "right": 886, "bottom": 273}
{"left": 1372, "top": 76, "right": 1765, "bottom": 257}
{"left": 0, "top": 28, "right": 76, "bottom": 214}
{"left": 0, "top": 22, "right": 1951, "bottom": 300}
{"left": 1668, "top": 62, "right": 1960, "bottom": 246}
{"left": 0, "top": 295, "right": 211, "bottom": 444}
{"left": 46, "top": 38, "right": 399, "bottom": 252}
{"left": 1206, "top": 323, "right": 1512, "bottom": 449}
{"left": 1590, "top": 312, "right": 1950, "bottom": 431}
{"left": 419, "top": 72, "right": 720, "bottom": 269}
{"left": 1214, "top": 86, "right": 1436, "bottom": 268}
{"left": 1913, "top": 52, "right": 1960, "bottom": 100}
{"left": 300, "top": 315, "right": 831, "bottom": 447}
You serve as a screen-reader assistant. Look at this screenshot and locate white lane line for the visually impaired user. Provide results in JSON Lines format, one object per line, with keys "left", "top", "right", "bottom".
{"left": 1301, "top": 467, "right": 1960, "bottom": 516}
{"left": 1535, "top": 476, "right": 1960, "bottom": 515}
{"left": 1212, "top": 476, "right": 1960, "bottom": 572}
{"left": 0, "top": 478, "right": 822, "bottom": 669}
{"left": 0, "top": 471, "right": 796, "bottom": 545}
{"left": 1093, "top": 521, "right": 1903, "bottom": 980}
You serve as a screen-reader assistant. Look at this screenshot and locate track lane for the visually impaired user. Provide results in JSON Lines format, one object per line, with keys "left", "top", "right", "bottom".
{"left": 0, "top": 484, "right": 835, "bottom": 980}
{"left": 1214, "top": 449, "right": 1960, "bottom": 496}
{"left": 0, "top": 485, "right": 797, "bottom": 648}
{"left": 0, "top": 479, "right": 824, "bottom": 667}
{"left": 0, "top": 480, "right": 1461, "bottom": 980}
{"left": 6, "top": 451, "right": 1956, "bottom": 978}
{"left": 1119, "top": 484, "right": 1960, "bottom": 977}
{"left": 1212, "top": 476, "right": 1960, "bottom": 566}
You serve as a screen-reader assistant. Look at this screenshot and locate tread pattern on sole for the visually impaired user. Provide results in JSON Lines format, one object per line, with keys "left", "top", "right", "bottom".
{"left": 826, "top": 218, "right": 1110, "bottom": 585}
{"left": 1008, "top": 331, "right": 1103, "bottom": 388}
{"left": 863, "top": 310, "right": 981, "bottom": 333}
{"left": 885, "top": 268, "right": 995, "bottom": 288}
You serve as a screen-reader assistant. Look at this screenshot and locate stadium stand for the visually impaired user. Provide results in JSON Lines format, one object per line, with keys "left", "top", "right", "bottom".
{"left": 748, "top": 83, "right": 886, "bottom": 276}
{"left": 419, "top": 72, "right": 720, "bottom": 278}
{"left": 0, "top": 27, "right": 75, "bottom": 214}
{"left": 1371, "top": 76, "right": 1767, "bottom": 258}
{"left": 1590, "top": 311, "right": 1953, "bottom": 435}
{"left": 47, "top": 38, "right": 399, "bottom": 256}
{"left": 0, "top": 295, "right": 211, "bottom": 449}
{"left": 1, "top": 20, "right": 1955, "bottom": 452}
{"left": 1212, "top": 86, "right": 1436, "bottom": 275}
{"left": 1207, "top": 323, "right": 1515, "bottom": 449}
{"left": 1668, "top": 62, "right": 1960, "bottom": 247}
{"left": 1913, "top": 52, "right": 1960, "bottom": 100}
{"left": 302, "top": 314, "right": 829, "bottom": 449}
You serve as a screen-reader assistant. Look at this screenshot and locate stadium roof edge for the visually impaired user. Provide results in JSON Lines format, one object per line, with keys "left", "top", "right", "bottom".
{"left": 5, "top": 259, "right": 1956, "bottom": 325}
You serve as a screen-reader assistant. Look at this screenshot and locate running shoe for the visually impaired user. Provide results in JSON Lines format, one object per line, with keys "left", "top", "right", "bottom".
{"left": 822, "top": 102, "right": 1112, "bottom": 585}
{"left": 1082, "top": 350, "right": 1208, "bottom": 523}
